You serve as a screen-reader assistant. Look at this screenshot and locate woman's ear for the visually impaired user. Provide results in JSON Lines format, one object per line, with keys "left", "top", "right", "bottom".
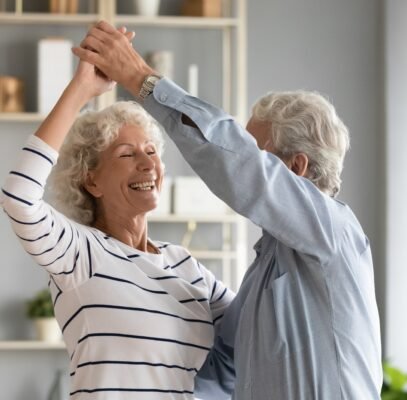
{"left": 83, "top": 171, "right": 103, "bottom": 198}
{"left": 287, "top": 153, "right": 309, "bottom": 177}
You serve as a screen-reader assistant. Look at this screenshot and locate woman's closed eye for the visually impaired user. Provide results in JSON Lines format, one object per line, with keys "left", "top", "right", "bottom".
{"left": 119, "top": 150, "right": 156, "bottom": 158}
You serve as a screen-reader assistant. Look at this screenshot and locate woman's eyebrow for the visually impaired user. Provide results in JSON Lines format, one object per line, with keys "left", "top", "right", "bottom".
{"left": 114, "top": 141, "right": 155, "bottom": 149}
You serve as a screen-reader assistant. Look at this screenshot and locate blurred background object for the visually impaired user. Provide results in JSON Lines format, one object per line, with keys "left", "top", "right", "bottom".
{"left": 182, "top": 0, "right": 222, "bottom": 17}
{"left": 37, "top": 37, "right": 73, "bottom": 115}
{"left": 133, "top": 0, "right": 161, "bottom": 16}
{"left": 0, "top": 76, "right": 24, "bottom": 112}
{"left": 146, "top": 50, "right": 174, "bottom": 79}
{"left": 49, "top": 0, "right": 78, "bottom": 14}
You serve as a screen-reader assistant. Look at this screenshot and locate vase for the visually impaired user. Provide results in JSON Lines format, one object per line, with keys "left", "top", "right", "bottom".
{"left": 134, "top": 0, "right": 161, "bottom": 16}
{"left": 34, "top": 317, "right": 62, "bottom": 342}
{"left": 0, "top": 76, "right": 24, "bottom": 112}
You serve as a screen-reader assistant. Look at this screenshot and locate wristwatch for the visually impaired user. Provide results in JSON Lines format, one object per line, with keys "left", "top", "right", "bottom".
{"left": 138, "top": 74, "right": 162, "bottom": 101}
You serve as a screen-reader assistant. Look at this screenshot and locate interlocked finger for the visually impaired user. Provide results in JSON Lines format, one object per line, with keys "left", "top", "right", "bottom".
{"left": 80, "top": 35, "right": 104, "bottom": 53}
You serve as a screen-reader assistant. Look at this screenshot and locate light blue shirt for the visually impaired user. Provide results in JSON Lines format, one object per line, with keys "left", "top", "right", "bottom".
{"left": 144, "top": 79, "right": 382, "bottom": 400}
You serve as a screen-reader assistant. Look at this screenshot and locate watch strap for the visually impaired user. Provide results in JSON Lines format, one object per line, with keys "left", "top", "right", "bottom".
{"left": 139, "top": 74, "right": 162, "bottom": 101}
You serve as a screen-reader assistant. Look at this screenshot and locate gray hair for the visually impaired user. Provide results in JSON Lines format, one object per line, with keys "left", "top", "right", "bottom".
{"left": 49, "top": 101, "right": 165, "bottom": 225}
{"left": 251, "top": 91, "right": 350, "bottom": 197}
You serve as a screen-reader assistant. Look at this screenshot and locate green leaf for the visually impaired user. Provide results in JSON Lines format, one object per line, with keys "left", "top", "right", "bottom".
{"left": 384, "top": 363, "right": 407, "bottom": 391}
{"left": 26, "top": 289, "right": 55, "bottom": 318}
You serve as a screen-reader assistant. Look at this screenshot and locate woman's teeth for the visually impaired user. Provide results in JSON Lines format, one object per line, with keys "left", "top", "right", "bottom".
{"left": 129, "top": 181, "right": 154, "bottom": 191}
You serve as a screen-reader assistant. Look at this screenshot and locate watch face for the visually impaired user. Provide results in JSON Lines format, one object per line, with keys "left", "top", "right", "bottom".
{"left": 147, "top": 75, "right": 161, "bottom": 85}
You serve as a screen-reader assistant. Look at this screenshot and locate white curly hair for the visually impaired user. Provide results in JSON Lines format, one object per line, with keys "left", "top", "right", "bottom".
{"left": 49, "top": 101, "right": 165, "bottom": 225}
{"left": 251, "top": 90, "right": 350, "bottom": 197}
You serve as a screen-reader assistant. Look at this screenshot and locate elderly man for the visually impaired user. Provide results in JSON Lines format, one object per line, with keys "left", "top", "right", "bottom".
{"left": 73, "top": 21, "right": 382, "bottom": 400}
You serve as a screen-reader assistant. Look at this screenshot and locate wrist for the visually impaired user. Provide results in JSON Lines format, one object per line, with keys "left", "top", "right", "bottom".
{"left": 138, "top": 73, "right": 162, "bottom": 101}
{"left": 65, "top": 79, "right": 95, "bottom": 108}
{"left": 125, "top": 66, "right": 157, "bottom": 98}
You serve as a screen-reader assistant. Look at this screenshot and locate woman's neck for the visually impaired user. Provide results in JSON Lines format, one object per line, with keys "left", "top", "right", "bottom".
{"left": 93, "top": 213, "right": 154, "bottom": 253}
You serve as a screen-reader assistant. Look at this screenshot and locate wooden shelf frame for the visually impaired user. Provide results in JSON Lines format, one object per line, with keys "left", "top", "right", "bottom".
{"left": 0, "top": 340, "right": 65, "bottom": 350}
{"left": 0, "top": 0, "right": 247, "bottom": 119}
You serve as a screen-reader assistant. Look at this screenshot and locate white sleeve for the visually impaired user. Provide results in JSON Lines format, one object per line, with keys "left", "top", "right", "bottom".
{"left": 1, "top": 135, "right": 92, "bottom": 290}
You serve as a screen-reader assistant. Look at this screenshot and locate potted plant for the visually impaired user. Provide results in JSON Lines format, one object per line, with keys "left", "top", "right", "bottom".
{"left": 381, "top": 362, "right": 407, "bottom": 400}
{"left": 26, "top": 289, "right": 62, "bottom": 342}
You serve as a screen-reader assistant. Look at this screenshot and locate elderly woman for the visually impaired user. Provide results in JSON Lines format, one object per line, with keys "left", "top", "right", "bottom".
{"left": 1, "top": 59, "right": 233, "bottom": 399}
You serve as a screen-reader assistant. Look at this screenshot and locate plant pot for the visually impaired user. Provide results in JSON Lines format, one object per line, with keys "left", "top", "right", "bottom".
{"left": 34, "top": 317, "right": 62, "bottom": 342}
{"left": 134, "top": 0, "right": 161, "bottom": 16}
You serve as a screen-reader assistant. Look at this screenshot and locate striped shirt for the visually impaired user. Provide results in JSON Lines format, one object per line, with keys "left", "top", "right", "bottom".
{"left": 1, "top": 135, "right": 234, "bottom": 399}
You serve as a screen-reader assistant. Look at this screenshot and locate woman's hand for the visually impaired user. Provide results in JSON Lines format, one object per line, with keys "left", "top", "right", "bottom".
{"left": 72, "top": 21, "right": 155, "bottom": 98}
{"left": 70, "top": 59, "right": 116, "bottom": 101}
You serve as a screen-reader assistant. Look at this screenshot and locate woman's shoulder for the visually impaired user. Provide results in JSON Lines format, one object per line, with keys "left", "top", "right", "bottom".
{"left": 153, "top": 240, "right": 191, "bottom": 257}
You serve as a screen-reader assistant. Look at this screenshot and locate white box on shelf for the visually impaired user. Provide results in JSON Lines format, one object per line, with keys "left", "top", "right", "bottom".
{"left": 149, "top": 176, "right": 172, "bottom": 216}
{"left": 173, "top": 176, "right": 231, "bottom": 215}
{"left": 37, "top": 38, "right": 73, "bottom": 115}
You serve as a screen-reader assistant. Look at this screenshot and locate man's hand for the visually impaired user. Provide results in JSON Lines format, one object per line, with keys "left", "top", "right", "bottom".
{"left": 72, "top": 21, "right": 156, "bottom": 98}
{"left": 71, "top": 60, "right": 115, "bottom": 100}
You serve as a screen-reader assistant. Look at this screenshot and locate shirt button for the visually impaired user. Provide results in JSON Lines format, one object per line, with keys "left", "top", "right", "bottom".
{"left": 160, "top": 93, "right": 168, "bottom": 102}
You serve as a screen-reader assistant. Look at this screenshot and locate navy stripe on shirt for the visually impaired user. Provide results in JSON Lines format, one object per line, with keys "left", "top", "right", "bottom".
{"left": 54, "top": 250, "right": 80, "bottom": 276}
{"left": 190, "top": 277, "right": 203, "bottom": 285}
{"left": 17, "top": 221, "right": 54, "bottom": 242}
{"left": 77, "top": 332, "right": 211, "bottom": 351}
{"left": 86, "top": 238, "right": 92, "bottom": 278}
{"left": 9, "top": 170, "right": 42, "bottom": 187}
{"left": 148, "top": 275, "right": 179, "bottom": 281}
{"left": 22, "top": 146, "right": 54, "bottom": 165}
{"left": 94, "top": 273, "right": 169, "bottom": 295}
{"left": 179, "top": 298, "right": 208, "bottom": 304}
{"left": 62, "top": 304, "right": 213, "bottom": 333}
{"left": 1, "top": 189, "right": 34, "bottom": 206}
{"left": 91, "top": 233, "right": 134, "bottom": 263}
{"left": 213, "top": 287, "right": 228, "bottom": 303}
{"left": 5, "top": 211, "right": 47, "bottom": 225}
{"left": 27, "top": 228, "right": 65, "bottom": 256}
{"left": 170, "top": 255, "right": 192, "bottom": 270}
{"left": 213, "top": 314, "right": 224, "bottom": 325}
{"left": 211, "top": 281, "right": 217, "bottom": 299}
{"left": 70, "top": 388, "right": 194, "bottom": 396}
{"left": 38, "top": 225, "right": 74, "bottom": 267}
{"left": 72, "top": 360, "right": 198, "bottom": 375}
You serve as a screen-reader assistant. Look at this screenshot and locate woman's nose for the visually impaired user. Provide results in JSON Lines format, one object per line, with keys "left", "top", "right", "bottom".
{"left": 137, "top": 153, "right": 155, "bottom": 171}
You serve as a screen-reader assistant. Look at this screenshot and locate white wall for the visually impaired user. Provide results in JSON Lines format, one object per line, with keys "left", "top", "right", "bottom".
{"left": 246, "top": 0, "right": 385, "bottom": 342}
{"left": 384, "top": 0, "right": 407, "bottom": 371}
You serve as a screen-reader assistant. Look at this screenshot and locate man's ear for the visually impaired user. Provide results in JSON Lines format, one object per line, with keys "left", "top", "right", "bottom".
{"left": 83, "top": 171, "right": 103, "bottom": 198}
{"left": 287, "top": 153, "right": 309, "bottom": 177}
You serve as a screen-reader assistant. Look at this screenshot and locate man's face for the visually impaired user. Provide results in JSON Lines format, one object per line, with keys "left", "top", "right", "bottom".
{"left": 246, "top": 117, "right": 275, "bottom": 153}
{"left": 246, "top": 116, "right": 309, "bottom": 178}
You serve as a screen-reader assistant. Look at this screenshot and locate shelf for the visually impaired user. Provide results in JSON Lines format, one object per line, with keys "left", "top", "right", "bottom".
{"left": 0, "top": 12, "right": 98, "bottom": 25}
{"left": 0, "top": 340, "right": 65, "bottom": 350}
{"left": 0, "top": 112, "right": 44, "bottom": 122}
{"left": 148, "top": 213, "right": 243, "bottom": 223}
{"left": 0, "top": 13, "right": 238, "bottom": 29}
{"left": 115, "top": 15, "right": 239, "bottom": 29}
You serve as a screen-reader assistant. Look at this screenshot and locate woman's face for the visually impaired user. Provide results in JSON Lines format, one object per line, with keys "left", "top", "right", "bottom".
{"left": 85, "top": 124, "right": 164, "bottom": 218}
